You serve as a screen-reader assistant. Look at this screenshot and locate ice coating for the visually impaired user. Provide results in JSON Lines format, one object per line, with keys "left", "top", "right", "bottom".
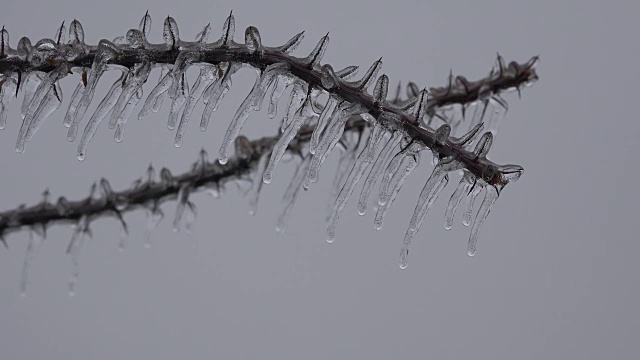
{"left": 357, "top": 130, "right": 400, "bottom": 216}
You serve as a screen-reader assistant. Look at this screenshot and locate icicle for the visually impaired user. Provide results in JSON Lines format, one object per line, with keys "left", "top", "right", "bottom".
{"left": 248, "top": 151, "right": 270, "bottom": 215}
{"left": 20, "top": 230, "right": 45, "bottom": 297}
{"left": 63, "top": 80, "right": 84, "bottom": 128}
{"left": 138, "top": 11, "right": 152, "bottom": 40}
{"left": 325, "top": 123, "right": 386, "bottom": 242}
{"left": 218, "top": 64, "right": 289, "bottom": 164}
{"left": 67, "top": 39, "right": 121, "bottom": 142}
{"left": 245, "top": 26, "right": 262, "bottom": 52}
{"left": 374, "top": 143, "right": 421, "bottom": 230}
{"left": 279, "top": 81, "right": 307, "bottom": 132}
{"left": 21, "top": 72, "right": 44, "bottom": 120}
{"left": 467, "top": 186, "right": 499, "bottom": 256}
{"left": 326, "top": 131, "right": 361, "bottom": 217}
{"left": 114, "top": 87, "right": 143, "bottom": 143}
{"left": 263, "top": 97, "right": 314, "bottom": 184}
{"left": 463, "top": 180, "right": 482, "bottom": 227}
{"left": 78, "top": 73, "right": 126, "bottom": 160}
{"left": 167, "top": 73, "right": 188, "bottom": 131}
{"left": 173, "top": 185, "right": 190, "bottom": 232}
{"left": 67, "top": 216, "right": 90, "bottom": 296}
{"left": 304, "top": 101, "right": 365, "bottom": 190}
{"left": 399, "top": 172, "right": 450, "bottom": 269}
{"left": 174, "top": 66, "right": 216, "bottom": 147}
{"left": 309, "top": 95, "right": 339, "bottom": 154}
{"left": 168, "top": 51, "right": 201, "bottom": 99}
{"left": 303, "top": 33, "right": 329, "bottom": 68}
{"left": 357, "top": 130, "right": 400, "bottom": 215}
{"left": 23, "top": 82, "right": 63, "bottom": 143}
{"left": 268, "top": 75, "right": 293, "bottom": 119}
{"left": 0, "top": 75, "right": 17, "bottom": 129}
{"left": 444, "top": 174, "right": 472, "bottom": 230}
{"left": 200, "top": 63, "right": 238, "bottom": 132}
{"left": 163, "top": 16, "right": 180, "bottom": 48}
{"left": 111, "top": 61, "right": 151, "bottom": 140}
{"left": 144, "top": 204, "right": 163, "bottom": 248}
{"left": 276, "top": 155, "right": 310, "bottom": 233}
{"left": 138, "top": 69, "right": 173, "bottom": 121}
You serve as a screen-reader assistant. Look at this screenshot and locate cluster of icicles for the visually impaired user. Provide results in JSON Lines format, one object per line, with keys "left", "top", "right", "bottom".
{"left": 0, "top": 11, "right": 534, "bottom": 294}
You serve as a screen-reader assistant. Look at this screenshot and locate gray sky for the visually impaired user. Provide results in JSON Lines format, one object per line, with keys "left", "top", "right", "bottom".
{"left": 1, "top": 0, "right": 639, "bottom": 359}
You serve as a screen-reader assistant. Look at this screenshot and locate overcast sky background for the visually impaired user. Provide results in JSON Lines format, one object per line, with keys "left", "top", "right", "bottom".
{"left": 1, "top": 0, "right": 639, "bottom": 359}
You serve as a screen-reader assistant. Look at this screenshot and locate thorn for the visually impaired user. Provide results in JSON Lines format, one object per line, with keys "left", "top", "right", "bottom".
{"left": 15, "top": 70, "right": 21, "bottom": 97}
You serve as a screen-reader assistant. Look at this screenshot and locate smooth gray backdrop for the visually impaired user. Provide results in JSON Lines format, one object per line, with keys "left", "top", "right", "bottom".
{"left": 1, "top": 0, "right": 639, "bottom": 359}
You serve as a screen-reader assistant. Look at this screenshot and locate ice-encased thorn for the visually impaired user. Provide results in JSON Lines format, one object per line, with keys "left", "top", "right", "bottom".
{"left": 234, "top": 135, "right": 253, "bottom": 160}
{"left": 373, "top": 74, "right": 389, "bottom": 106}
{"left": 497, "top": 164, "right": 524, "bottom": 186}
{"left": 163, "top": 16, "right": 180, "bottom": 48}
{"left": 435, "top": 124, "right": 451, "bottom": 146}
{"left": 245, "top": 26, "right": 262, "bottom": 52}
{"left": 248, "top": 151, "right": 270, "bottom": 215}
{"left": 160, "top": 167, "right": 174, "bottom": 186}
{"left": 412, "top": 88, "right": 429, "bottom": 124}
{"left": 406, "top": 82, "right": 420, "bottom": 99}
{"left": 467, "top": 185, "right": 499, "bottom": 256}
{"left": 325, "top": 123, "right": 385, "bottom": 242}
{"left": 309, "top": 95, "right": 339, "bottom": 154}
{"left": 271, "top": 31, "right": 304, "bottom": 54}
{"left": 78, "top": 74, "right": 125, "bottom": 160}
{"left": 195, "top": 23, "right": 211, "bottom": 44}
{"left": 374, "top": 145, "right": 421, "bottom": 230}
{"left": 357, "top": 130, "right": 400, "bottom": 216}
{"left": 303, "top": 33, "right": 329, "bottom": 68}
{"left": 138, "top": 69, "right": 172, "bottom": 121}
{"left": 200, "top": 63, "right": 238, "bottom": 132}
{"left": 99, "top": 177, "right": 114, "bottom": 200}
{"left": 56, "top": 196, "right": 70, "bottom": 215}
{"left": 144, "top": 205, "right": 164, "bottom": 248}
{"left": 167, "top": 73, "right": 188, "bottom": 131}
{"left": 444, "top": 174, "right": 471, "bottom": 230}
{"left": 68, "top": 19, "right": 85, "bottom": 44}
{"left": 169, "top": 51, "right": 201, "bottom": 98}
{"left": 146, "top": 163, "right": 155, "bottom": 185}
{"left": 263, "top": 97, "right": 314, "bottom": 184}
{"left": 175, "top": 66, "right": 216, "bottom": 147}
{"left": 194, "top": 148, "right": 209, "bottom": 172}
{"left": 473, "top": 132, "right": 493, "bottom": 158}
{"left": 126, "top": 29, "right": 145, "bottom": 48}
{"left": 54, "top": 21, "right": 66, "bottom": 45}
{"left": 320, "top": 64, "right": 339, "bottom": 89}
{"left": 1, "top": 26, "right": 9, "bottom": 57}
{"left": 463, "top": 180, "right": 482, "bottom": 227}
{"left": 17, "top": 36, "right": 32, "bottom": 59}
{"left": 114, "top": 87, "right": 143, "bottom": 143}
{"left": 139, "top": 11, "right": 152, "bottom": 39}
{"left": 220, "top": 11, "right": 235, "bottom": 47}
{"left": 352, "top": 57, "right": 383, "bottom": 91}
{"left": 399, "top": 166, "right": 452, "bottom": 269}
{"left": 453, "top": 122, "right": 484, "bottom": 149}
{"left": 335, "top": 65, "right": 359, "bottom": 81}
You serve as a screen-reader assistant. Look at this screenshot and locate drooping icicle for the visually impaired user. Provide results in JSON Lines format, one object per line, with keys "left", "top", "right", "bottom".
{"left": 467, "top": 185, "right": 499, "bottom": 256}
{"left": 200, "top": 62, "right": 238, "bottom": 132}
{"left": 67, "top": 39, "right": 121, "bottom": 142}
{"left": 309, "top": 95, "right": 339, "bottom": 154}
{"left": 399, "top": 171, "right": 450, "bottom": 269}
{"left": 276, "top": 155, "right": 311, "bottom": 233}
{"left": 167, "top": 73, "right": 188, "bottom": 131}
{"left": 326, "top": 131, "right": 362, "bottom": 218}
{"left": 304, "top": 101, "right": 365, "bottom": 189}
{"left": 174, "top": 66, "right": 216, "bottom": 147}
{"left": 20, "top": 229, "right": 45, "bottom": 297}
{"left": 23, "top": 82, "right": 63, "bottom": 143}
{"left": 218, "top": 63, "right": 289, "bottom": 164}
{"left": 462, "top": 179, "right": 482, "bottom": 227}
{"left": 263, "top": 97, "right": 315, "bottom": 184}
{"left": 138, "top": 68, "right": 173, "bottom": 121}
{"left": 111, "top": 61, "right": 151, "bottom": 140}
{"left": 114, "top": 87, "right": 143, "bottom": 143}
{"left": 357, "top": 130, "right": 400, "bottom": 216}
{"left": 373, "top": 143, "right": 422, "bottom": 231}
{"left": 279, "top": 81, "right": 307, "bottom": 132}
{"left": 21, "top": 72, "right": 45, "bottom": 120}
{"left": 0, "top": 74, "right": 17, "bottom": 129}
{"left": 67, "top": 215, "right": 90, "bottom": 296}
{"left": 268, "top": 74, "right": 294, "bottom": 119}
{"left": 444, "top": 173, "right": 472, "bottom": 230}
{"left": 325, "top": 123, "right": 386, "bottom": 242}
{"left": 78, "top": 73, "right": 126, "bottom": 160}
{"left": 248, "top": 151, "right": 270, "bottom": 215}
{"left": 63, "top": 80, "right": 84, "bottom": 128}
